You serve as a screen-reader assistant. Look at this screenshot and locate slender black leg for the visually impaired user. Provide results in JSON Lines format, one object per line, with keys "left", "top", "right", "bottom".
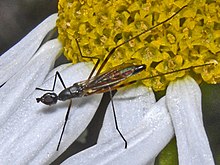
{"left": 56, "top": 99, "right": 72, "bottom": 151}
{"left": 36, "top": 71, "right": 67, "bottom": 91}
{"left": 109, "top": 88, "right": 127, "bottom": 149}
{"left": 75, "top": 39, "right": 101, "bottom": 80}
{"left": 107, "top": 62, "right": 215, "bottom": 92}
{"left": 95, "top": 5, "right": 187, "bottom": 76}
{"left": 75, "top": 5, "right": 187, "bottom": 79}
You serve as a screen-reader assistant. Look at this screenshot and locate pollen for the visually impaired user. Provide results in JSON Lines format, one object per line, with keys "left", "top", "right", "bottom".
{"left": 57, "top": 0, "right": 220, "bottom": 91}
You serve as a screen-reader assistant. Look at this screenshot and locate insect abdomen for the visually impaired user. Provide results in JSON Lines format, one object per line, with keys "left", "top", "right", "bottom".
{"left": 121, "top": 64, "right": 146, "bottom": 77}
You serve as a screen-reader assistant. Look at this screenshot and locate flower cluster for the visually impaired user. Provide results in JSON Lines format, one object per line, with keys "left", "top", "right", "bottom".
{"left": 0, "top": 1, "right": 216, "bottom": 164}
{"left": 57, "top": 0, "right": 220, "bottom": 91}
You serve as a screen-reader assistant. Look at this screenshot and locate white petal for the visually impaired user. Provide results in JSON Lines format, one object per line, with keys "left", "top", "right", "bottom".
{"left": 0, "top": 39, "right": 62, "bottom": 126}
{"left": 166, "top": 76, "right": 215, "bottom": 165}
{"left": 62, "top": 90, "right": 174, "bottom": 165}
{"left": 0, "top": 14, "right": 57, "bottom": 85}
{"left": 0, "top": 62, "right": 102, "bottom": 164}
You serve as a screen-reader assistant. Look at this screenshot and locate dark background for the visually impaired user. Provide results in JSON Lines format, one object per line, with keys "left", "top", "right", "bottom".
{"left": 0, "top": 0, "right": 219, "bottom": 164}
{"left": 0, "top": 0, "right": 58, "bottom": 54}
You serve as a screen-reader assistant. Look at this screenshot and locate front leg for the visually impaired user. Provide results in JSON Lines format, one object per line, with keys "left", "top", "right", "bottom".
{"left": 36, "top": 71, "right": 67, "bottom": 91}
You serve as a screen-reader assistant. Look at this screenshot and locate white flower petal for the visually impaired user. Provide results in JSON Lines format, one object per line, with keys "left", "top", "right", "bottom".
{"left": 166, "top": 76, "right": 215, "bottom": 165}
{"left": 62, "top": 92, "right": 174, "bottom": 165}
{"left": 0, "top": 39, "right": 62, "bottom": 126}
{"left": 0, "top": 62, "right": 102, "bottom": 164}
{"left": 0, "top": 14, "right": 57, "bottom": 85}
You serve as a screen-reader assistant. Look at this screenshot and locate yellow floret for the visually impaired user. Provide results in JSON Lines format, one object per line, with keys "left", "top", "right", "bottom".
{"left": 57, "top": 0, "right": 220, "bottom": 91}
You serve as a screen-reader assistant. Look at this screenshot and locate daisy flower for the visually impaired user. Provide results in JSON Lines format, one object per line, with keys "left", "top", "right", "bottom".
{"left": 0, "top": 0, "right": 219, "bottom": 164}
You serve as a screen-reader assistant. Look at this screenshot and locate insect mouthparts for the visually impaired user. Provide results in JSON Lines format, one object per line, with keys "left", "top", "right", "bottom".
{"left": 36, "top": 98, "right": 41, "bottom": 103}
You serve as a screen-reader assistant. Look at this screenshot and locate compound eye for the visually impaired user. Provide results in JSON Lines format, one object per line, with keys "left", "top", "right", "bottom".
{"left": 36, "top": 93, "right": 58, "bottom": 105}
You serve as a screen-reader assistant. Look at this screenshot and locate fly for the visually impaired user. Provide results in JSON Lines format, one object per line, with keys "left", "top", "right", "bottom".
{"left": 36, "top": 63, "right": 146, "bottom": 150}
{"left": 36, "top": 5, "right": 193, "bottom": 151}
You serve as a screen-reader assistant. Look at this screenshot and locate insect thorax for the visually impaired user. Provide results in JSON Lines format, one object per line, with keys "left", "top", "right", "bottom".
{"left": 58, "top": 83, "right": 84, "bottom": 101}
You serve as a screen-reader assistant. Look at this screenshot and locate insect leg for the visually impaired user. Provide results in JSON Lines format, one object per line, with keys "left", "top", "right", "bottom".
{"left": 36, "top": 71, "right": 67, "bottom": 91}
{"left": 75, "top": 39, "right": 101, "bottom": 80}
{"left": 56, "top": 99, "right": 72, "bottom": 151}
{"left": 111, "top": 63, "right": 215, "bottom": 90}
{"left": 109, "top": 88, "right": 127, "bottom": 149}
{"left": 95, "top": 5, "right": 188, "bottom": 77}
{"left": 75, "top": 6, "right": 187, "bottom": 80}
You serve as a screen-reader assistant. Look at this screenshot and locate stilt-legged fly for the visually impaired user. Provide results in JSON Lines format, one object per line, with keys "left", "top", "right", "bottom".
{"left": 36, "top": 5, "right": 214, "bottom": 151}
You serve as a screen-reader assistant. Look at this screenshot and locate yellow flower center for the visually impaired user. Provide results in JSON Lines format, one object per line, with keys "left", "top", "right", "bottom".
{"left": 57, "top": 0, "right": 220, "bottom": 91}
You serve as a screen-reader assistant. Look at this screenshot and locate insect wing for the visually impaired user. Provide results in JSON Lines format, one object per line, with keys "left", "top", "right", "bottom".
{"left": 84, "top": 64, "right": 145, "bottom": 95}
